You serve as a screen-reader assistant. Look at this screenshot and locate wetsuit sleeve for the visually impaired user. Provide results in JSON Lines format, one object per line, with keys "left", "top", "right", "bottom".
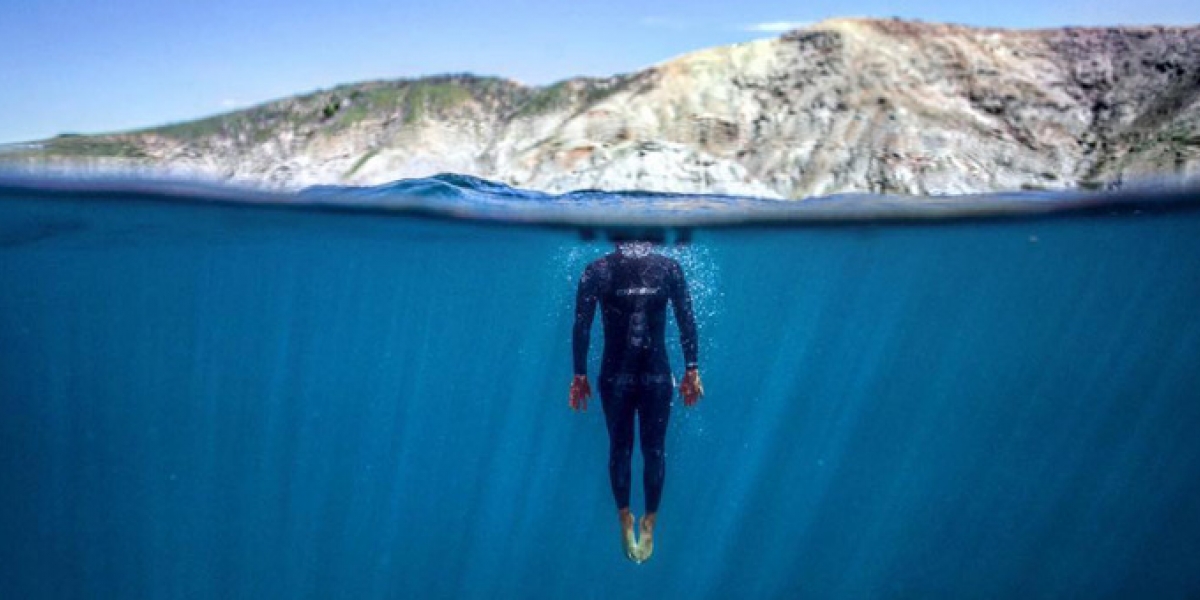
{"left": 573, "top": 263, "right": 600, "bottom": 376}
{"left": 669, "top": 260, "right": 699, "bottom": 369}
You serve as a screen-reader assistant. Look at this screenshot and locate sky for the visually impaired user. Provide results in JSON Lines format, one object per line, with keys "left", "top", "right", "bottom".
{"left": 0, "top": 0, "right": 1195, "bottom": 143}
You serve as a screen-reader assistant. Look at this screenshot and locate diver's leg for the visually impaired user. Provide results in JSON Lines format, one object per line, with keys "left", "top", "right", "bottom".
{"left": 634, "top": 378, "right": 673, "bottom": 561}
{"left": 600, "top": 379, "right": 635, "bottom": 511}
{"left": 601, "top": 377, "right": 638, "bottom": 561}
{"left": 639, "top": 378, "right": 672, "bottom": 514}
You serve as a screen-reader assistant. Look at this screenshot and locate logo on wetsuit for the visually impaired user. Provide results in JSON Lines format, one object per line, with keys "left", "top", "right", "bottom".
{"left": 616, "top": 287, "right": 659, "bottom": 297}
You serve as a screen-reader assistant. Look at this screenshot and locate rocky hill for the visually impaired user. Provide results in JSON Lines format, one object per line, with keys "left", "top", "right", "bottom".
{"left": 5, "top": 18, "right": 1199, "bottom": 198}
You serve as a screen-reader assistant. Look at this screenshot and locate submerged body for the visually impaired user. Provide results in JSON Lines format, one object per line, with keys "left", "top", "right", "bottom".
{"left": 570, "top": 242, "right": 703, "bottom": 562}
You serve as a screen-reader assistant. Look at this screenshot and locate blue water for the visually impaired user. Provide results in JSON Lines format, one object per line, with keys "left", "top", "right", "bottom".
{"left": 2, "top": 176, "right": 1200, "bottom": 598}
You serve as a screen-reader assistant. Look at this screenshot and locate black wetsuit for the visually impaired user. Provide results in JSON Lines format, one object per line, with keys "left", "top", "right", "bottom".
{"left": 573, "top": 248, "right": 698, "bottom": 514}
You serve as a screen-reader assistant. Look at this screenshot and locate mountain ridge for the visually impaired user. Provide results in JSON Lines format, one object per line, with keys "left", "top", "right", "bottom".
{"left": 6, "top": 18, "right": 1199, "bottom": 198}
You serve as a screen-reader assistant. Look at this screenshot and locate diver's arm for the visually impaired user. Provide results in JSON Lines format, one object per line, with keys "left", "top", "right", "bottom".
{"left": 670, "top": 261, "right": 704, "bottom": 406}
{"left": 669, "top": 261, "right": 699, "bottom": 370}
{"left": 573, "top": 264, "right": 599, "bottom": 375}
{"left": 570, "top": 264, "right": 599, "bottom": 411}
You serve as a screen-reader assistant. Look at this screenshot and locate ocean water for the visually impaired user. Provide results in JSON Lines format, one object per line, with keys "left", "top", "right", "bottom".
{"left": 2, "top": 175, "right": 1199, "bottom": 599}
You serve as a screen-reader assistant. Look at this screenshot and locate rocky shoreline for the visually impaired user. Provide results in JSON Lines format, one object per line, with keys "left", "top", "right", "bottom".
{"left": 5, "top": 18, "right": 1199, "bottom": 198}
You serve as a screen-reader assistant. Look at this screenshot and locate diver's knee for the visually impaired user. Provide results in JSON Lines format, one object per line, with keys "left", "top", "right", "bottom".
{"left": 610, "top": 444, "right": 633, "bottom": 462}
{"left": 642, "top": 447, "right": 666, "bottom": 466}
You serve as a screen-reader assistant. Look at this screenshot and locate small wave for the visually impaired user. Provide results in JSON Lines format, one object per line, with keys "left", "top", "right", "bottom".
{"left": 2, "top": 170, "right": 1199, "bottom": 228}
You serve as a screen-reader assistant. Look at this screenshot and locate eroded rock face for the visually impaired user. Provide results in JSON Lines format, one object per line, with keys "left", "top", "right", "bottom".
{"left": 9, "top": 19, "right": 1200, "bottom": 197}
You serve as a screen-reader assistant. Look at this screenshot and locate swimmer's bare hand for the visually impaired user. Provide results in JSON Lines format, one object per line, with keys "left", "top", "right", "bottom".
{"left": 569, "top": 375, "right": 591, "bottom": 411}
{"left": 681, "top": 368, "right": 704, "bottom": 407}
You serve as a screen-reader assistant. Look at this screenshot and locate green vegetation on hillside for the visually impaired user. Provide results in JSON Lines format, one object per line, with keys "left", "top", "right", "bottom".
{"left": 8, "top": 72, "right": 634, "bottom": 165}
{"left": 40, "top": 135, "right": 148, "bottom": 158}
{"left": 511, "top": 76, "right": 632, "bottom": 119}
{"left": 515, "top": 82, "right": 574, "bottom": 117}
{"left": 344, "top": 149, "right": 380, "bottom": 177}
{"left": 141, "top": 74, "right": 517, "bottom": 143}
{"left": 402, "top": 81, "right": 472, "bottom": 124}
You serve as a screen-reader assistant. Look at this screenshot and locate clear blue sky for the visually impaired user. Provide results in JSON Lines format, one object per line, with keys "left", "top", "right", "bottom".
{"left": 0, "top": 0, "right": 1194, "bottom": 143}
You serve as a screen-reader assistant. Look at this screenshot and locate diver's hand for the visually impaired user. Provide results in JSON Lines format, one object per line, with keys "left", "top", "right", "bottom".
{"left": 681, "top": 368, "right": 704, "bottom": 407}
{"left": 569, "top": 375, "right": 592, "bottom": 411}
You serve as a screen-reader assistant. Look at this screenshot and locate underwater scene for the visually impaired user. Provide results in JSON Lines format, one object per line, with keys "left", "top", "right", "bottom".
{"left": 2, "top": 176, "right": 1200, "bottom": 598}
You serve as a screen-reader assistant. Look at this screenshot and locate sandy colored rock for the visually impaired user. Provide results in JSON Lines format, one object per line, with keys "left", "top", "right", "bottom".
{"left": 6, "top": 18, "right": 1199, "bottom": 198}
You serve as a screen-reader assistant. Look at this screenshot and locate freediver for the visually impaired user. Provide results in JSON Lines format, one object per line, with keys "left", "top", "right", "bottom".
{"left": 569, "top": 239, "right": 704, "bottom": 563}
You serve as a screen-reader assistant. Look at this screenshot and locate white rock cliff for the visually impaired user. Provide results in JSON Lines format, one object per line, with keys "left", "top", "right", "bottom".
{"left": 7, "top": 19, "right": 1200, "bottom": 198}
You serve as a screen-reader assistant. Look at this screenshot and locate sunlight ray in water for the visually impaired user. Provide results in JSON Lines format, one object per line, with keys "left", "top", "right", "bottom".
{"left": 2, "top": 174, "right": 1199, "bottom": 598}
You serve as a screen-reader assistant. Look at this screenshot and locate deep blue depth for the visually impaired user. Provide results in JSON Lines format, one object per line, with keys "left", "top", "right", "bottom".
{"left": 2, "top": 186, "right": 1200, "bottom": 598}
